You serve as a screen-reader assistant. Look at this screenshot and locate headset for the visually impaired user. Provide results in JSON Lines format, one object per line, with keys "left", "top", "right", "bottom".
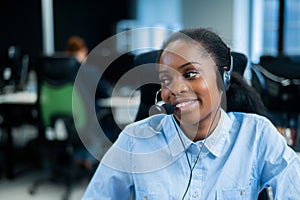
{"left": 146, "top": 49, "right": 232, "bottom": 198}
{"left": 148, "top": 89, "right": 174, "bottom": 116}
{"left": 150, "top": 87, "right": 223, "bottom": 199}
{"left": 150, "top": 52, "right": 233, "bottom": 116}
{"left": 223, "top": 54, "right": 234, "bottom": 91}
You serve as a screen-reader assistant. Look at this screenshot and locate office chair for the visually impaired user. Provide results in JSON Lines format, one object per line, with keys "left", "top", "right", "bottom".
{"left": 250, "top": 56, "right": 300, "bottom": 150}
{"left": 250, "top": 56, "right": 300, "bottom": 113}
{"left": 134, "top": 50, "right": 161, "bottom": 121}
{"left": 133, "top": 50, "right": 271, "bottom": 200}
{"left": 28, "top": 55, "right": 92, "bottom": 200}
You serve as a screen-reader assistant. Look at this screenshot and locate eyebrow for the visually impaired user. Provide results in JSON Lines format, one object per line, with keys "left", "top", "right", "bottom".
{"left": 178, "top": 61, "right": 200, "bottom": 69}
{"left": 159, "top": 61, "right": 201, "bottom": 74}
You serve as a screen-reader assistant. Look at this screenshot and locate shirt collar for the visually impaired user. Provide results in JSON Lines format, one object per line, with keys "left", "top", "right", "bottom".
{"left": 202, "top": 109, "right": 231, "bottom": 157}
{"left": 162, "top": 109, "right": 233, "bottom": 158}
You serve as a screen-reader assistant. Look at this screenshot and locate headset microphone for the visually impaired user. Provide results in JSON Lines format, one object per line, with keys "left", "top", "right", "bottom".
{"left": 149, "top": 89, "right": 174, "bottom": 116}
{"left": 162, "top": 104, "right": 174, "bottom": 114}
{"left": 149, "top": 103, "right": 174, "bottom": 116}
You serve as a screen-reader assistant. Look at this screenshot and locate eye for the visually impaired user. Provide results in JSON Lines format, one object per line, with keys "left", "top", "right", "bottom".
{"left": 183, "top": 70, "right": 198, "bottom": 79}
{"left": 159, "top": 75, "right": 172, "bottom": 86}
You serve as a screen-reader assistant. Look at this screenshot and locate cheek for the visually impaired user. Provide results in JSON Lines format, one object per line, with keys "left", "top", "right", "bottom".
{"left": 200, "top": 75, "right": 220, "bottom": 97}
{"left": 191, "top": 79, "right": 216, "bottom": 108}
{"left": 190, "top": 79, "right": 210, "bottom": 97}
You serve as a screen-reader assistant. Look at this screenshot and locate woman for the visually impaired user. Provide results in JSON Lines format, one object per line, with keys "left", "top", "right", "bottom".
{"left": 65, "top": 35, "right": 89, "bottom": 63}
{"left": 82, "top": 28, "right": 300, "bottom": 199}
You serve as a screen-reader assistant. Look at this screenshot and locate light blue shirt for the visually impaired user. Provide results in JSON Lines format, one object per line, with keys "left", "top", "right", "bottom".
{"left": 82, "top": 110, "right": 300, "bottom": 199}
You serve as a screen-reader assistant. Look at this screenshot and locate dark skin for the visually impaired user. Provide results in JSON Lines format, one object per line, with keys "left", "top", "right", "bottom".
{"left": 159, "top": 40, "right": 227, "bottom": 141}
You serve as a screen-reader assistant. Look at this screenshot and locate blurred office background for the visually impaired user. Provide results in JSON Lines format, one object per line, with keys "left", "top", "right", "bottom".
{"left": 0, "top": 0, "right": 300, "bottom": 199}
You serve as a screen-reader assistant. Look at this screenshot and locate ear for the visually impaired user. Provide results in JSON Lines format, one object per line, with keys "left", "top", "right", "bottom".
{"left": 223, "top": 65, "right": 232, "bottom": 91}
{"left": 223, "top": 66, "right": 229, "bottom": 71}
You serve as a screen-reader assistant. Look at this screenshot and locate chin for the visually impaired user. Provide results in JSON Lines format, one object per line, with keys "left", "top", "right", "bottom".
{"left": 175, "top": 111, "right": 201, "bottom": 126}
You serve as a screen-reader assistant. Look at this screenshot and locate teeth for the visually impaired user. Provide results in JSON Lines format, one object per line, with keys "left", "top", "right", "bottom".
{"left": 176, "top": 101, "right": 193, "bottom": 108}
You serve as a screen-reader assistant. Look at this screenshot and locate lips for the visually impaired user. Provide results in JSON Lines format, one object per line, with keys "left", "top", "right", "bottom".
{"left": 173, "top": 99, "right": 198, "bottom": 110}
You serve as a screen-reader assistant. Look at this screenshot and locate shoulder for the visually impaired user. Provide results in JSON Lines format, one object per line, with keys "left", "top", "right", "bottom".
{"left": 227, "top": 111, "right": 266, "bottom": 120}
{"left": 113, "top": 114, "right": 172, "bottom": 149}
{"left": 101, "top": 114, "right": 174, "bottom": 172}
{"left": 227, "top": 111, "right": 275, "bottom": 129}
{"left": 225, "top": 111, "right": 280, "bottom": 142}
{"left": 224, "top": 111, "right": 286, "bottom": 156}
{"left": 122, "top": 114, "right": 171, "bottom": 138}
{"left": 226, "top": 112, "right": 288, "bottom": 154}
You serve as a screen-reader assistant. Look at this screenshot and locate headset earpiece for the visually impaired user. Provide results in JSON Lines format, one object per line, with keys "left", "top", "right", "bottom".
{"left": 223, "top": 55, "right": 233, "bottom": 91}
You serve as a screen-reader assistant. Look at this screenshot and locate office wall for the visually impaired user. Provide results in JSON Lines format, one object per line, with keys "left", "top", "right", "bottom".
{"left": 0, "top": 0, "right": 133, "bottom": 57}
{"left": 53, "top": 0, "right": 132, "bottom": 52}
{"left": 182, "top": 0, "right": 234, "bottom": 45}
{"left": 136, "top": 0, "right": 182, "bottom": 26}
{"left": 181, "top": 0, "right": 251, "bottom": 62}
{"left": 0, "top": 0, "right": 248, "bottom": 58}
{"left": 0, "top": 0, "right": 42, "bottom": 57}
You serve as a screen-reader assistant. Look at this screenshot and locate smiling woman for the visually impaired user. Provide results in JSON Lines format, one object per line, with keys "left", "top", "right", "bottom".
{"left": 82, "top": 28, "right": 300, "bottom": 200}
{"left": 158, "top": 41, "right": 222, "bottom": 141}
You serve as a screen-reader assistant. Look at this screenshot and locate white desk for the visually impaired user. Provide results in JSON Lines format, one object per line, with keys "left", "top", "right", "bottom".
{"left": 98, "top": 93, "right": 140, "bottom": 125}
{"left": 0, "top": 91, "right": 37, "bottom": 104}
{"left": 98, "top": 94, "right": 140, "bottom": 107}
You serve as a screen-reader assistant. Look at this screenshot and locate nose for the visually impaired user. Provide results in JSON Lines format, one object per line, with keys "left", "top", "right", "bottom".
{"left": 169, "top": 77, "right": 189, "bottom": 96}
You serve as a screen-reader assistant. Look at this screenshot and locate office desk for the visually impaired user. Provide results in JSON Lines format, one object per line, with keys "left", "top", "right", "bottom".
{"left": 0, "top": 91, "right": 37, "bottom": 179}
{"left": 0, "top": 91, "right": 37, "bottom": 104}
{"left": 98, "top": 94, "right": 140, "bottom": 126}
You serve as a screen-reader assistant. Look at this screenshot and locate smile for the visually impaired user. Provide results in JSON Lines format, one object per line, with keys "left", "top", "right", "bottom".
{"left": 175, "top": 100, "right": 197, "bottom": 109}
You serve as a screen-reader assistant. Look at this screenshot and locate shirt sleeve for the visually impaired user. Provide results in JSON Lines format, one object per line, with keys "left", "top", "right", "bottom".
{"left": 258, "top": 118, "right": 300, "bottom": 198}
{"left": 82, "top": 162, "right": 133, "bottom": 200}
{"left": 82, "top": 130, "right": 134, "bottom": 200}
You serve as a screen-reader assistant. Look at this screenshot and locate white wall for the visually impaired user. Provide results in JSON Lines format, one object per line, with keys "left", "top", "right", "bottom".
{"left": 182, "top": 0, "right": 234, "bottom": 46}
{"left": 182, "top": 0, "right": 251, "bottom": 56}
{"left": 134, "top": 0, "right": 251, "bottom": 61}
{"left": 181, "top": 0, "right": 252, "bottom": 80}
{"left": 136, "top": 0, "right": 182, "bottom": 27}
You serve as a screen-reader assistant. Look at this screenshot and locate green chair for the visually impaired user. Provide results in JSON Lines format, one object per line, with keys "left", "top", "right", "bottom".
{"left": 29, "top": 55, "right": 91, "bottom": 200}
{"left": 39, "top": 80, "right": 86, "bottom": 134}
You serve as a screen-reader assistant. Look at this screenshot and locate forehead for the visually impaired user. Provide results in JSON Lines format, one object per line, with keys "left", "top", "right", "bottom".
{"left": 159, "top": 40, "right": 216, "bottom": 70}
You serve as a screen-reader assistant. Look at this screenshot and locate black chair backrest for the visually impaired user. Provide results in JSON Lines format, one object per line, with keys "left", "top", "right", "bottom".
{"left": 231, "top": 51, "right": 248, "bottom": 76}
{"left": 133, "top": 50, "right": 161, "bottom": 121}
{"left": 260, "top": 56, "right": 300, "bottom": 79}
{"left": 37, "top": 55, "right": 80, "bottom": 86}
{"left": 251, "top": 56, "right": 300, "bottom": 113}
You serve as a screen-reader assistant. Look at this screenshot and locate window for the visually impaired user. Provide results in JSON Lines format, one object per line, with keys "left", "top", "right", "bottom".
{"left": 263, "top": 0, "right": 279, "bottom": 56}
{"left": 284, "top": 0, "right": 300, "bottom": 55}
{"left": 261, "top": 0, "right": 300, "bottom": 57}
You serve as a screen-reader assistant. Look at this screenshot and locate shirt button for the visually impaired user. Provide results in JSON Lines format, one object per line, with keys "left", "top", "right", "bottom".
{"left": 192, "top": 192, "right": 198, "bottom": 198}
{"left": 240, "top": 189, "right": 246, "bottom": 195}
{"left": 194, "top": 158, "right": 198, "bottom": 163}
{"left": 143, "top": 196, "right": 148, "bottom": 200}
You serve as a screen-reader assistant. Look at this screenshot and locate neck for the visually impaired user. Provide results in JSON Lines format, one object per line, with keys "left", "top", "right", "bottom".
{"left": 180, "top": 108, "right": 221, "bottom": 142}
